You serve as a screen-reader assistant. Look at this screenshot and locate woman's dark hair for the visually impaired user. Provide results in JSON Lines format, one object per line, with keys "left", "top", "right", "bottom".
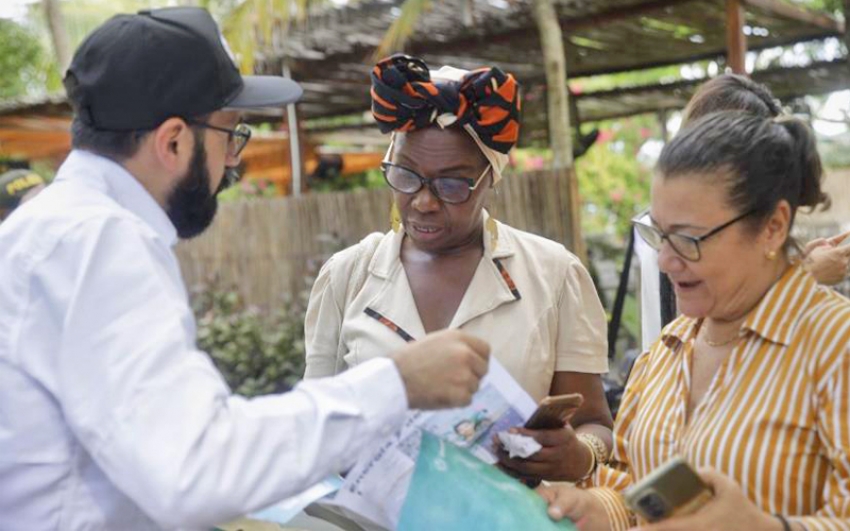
{"left": 683, "top": 74, "right": 781, "bottom": 125}
{"left": 658, "top": 111, "right": 827, "bottom": 234}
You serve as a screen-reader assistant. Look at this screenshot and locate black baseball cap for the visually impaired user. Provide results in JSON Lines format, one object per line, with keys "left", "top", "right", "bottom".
{"left": 64, "top": 7, "right": 303, "bottom": 131}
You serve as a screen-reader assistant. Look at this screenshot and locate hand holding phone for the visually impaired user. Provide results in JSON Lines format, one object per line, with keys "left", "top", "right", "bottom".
{"left": 523, "top": 393, "right": 583, "bottom": 430}
{"left": 623, "top": 457, "right": 713, "bottom": 522}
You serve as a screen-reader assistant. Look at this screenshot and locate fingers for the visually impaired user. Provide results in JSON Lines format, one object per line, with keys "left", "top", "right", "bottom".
{"left": 498, "top": 453, "right": 551, "bottom": 477}
{"left": 536, "top": 484, "right": 557, "bottom": 504}
{"left": 805, "top": 237, "right": 828, "bottom": 254}
{"left": 545, "top": 485, "right": 583, "bottom": 521}
{"left": 395, "top": 331, "right": 491, "bottom": 410}
{"left": 695, "top": 467, "right": 732, "bottom": 495}
{"left": 459, "top": 332, "right": 491, "bottom": 361}
{"left": 516, "top": 427, "right": 573, "bottom": 447}
{"left": 467, "top": 349, "right": 489, "bottom": 380}
{"left": 829, "top": 230, "right": 850, "bottom": 246}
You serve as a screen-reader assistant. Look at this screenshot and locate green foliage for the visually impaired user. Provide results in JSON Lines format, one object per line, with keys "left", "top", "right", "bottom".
{"left": 577, "top": 146, "right": 651, "bottom": 238}
{"left": 0, "top": 19, "right": 47, "bottom": 99}
{"left": 192, "top": 279, "right": 307, "bottom": 397}
{"left": 310, "top": 167, "right": 387, "bottom": 192}
{"left": 576, "top": 116, "right": 657, "bottom": 239}
{"left": 217, "top": 178, "right": 280, "bottom": 201}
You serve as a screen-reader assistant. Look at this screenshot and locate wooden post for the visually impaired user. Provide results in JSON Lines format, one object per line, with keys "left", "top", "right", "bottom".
{"left": 283, "top": 62, "right": 302, "bottom": 196}
{"left": 658, "top": 109, "right": 669, "bottom": 144}
{"left": 531, "top": 0, "right": 586, "bottom": 263}
{"left": 845, "top": 0, "right": 850, "bottom": 78}
{"left": 725, "top": 0, "right": 747, "bottom": 74}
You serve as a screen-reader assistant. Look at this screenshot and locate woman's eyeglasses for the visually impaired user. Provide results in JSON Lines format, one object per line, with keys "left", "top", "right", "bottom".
{"left": 381, "top": 162, "right": 491, "bottom": 204}
{"left": 632, "top": 209, "right": 757, "bottom": 262}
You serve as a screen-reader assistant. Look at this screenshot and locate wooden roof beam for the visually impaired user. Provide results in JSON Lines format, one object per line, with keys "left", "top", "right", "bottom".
{"left": 742, "top": 0, "right": 843, "bottom": 33}
{"left": 406, "top": 0, "right": 698, "bottom": 56}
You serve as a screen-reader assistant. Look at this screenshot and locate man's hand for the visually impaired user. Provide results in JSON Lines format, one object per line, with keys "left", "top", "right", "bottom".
{"left": 392, "top": 330, "right": 490, "bottom": 410}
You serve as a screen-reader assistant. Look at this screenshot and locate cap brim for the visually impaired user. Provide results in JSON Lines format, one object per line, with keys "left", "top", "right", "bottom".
{"left": 225, "top": 75, "right": 303, "bottom": 109}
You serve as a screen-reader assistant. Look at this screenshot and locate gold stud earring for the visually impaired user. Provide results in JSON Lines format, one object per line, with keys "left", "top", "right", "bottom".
{"left": 390, "top": 202, "right": 402, "bottom": 233}
{"left": 766, "top": 249, "right": 777, "bottom": 261}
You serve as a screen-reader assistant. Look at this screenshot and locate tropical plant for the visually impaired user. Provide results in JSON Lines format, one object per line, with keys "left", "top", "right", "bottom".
{"left": 0, "top": 19, "right": 46, "bottom": 99}
{"left": 192, "top": 277, "right": 308, "bottom": 396}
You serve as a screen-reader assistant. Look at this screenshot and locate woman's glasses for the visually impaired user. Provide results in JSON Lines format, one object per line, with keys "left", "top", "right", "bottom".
{"left": 381, "top": 162, "right": 491, "bottom": 204}
{"left": 632, "top": 209, "right": 757, "bottom": 262}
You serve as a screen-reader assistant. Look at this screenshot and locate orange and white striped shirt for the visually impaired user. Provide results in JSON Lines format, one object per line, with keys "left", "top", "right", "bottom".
{"left": 590, "top": 265, "right": 850, "bottom": 531}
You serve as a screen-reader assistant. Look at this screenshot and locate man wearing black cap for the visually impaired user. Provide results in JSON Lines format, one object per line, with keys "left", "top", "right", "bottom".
{"left": 0, "top": 8, "right": 489, "bottom": 530}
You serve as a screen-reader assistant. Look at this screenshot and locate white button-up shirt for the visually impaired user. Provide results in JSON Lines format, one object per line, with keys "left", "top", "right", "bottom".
{"left": 0, "top": 150, "right": 408, "bottom": 530}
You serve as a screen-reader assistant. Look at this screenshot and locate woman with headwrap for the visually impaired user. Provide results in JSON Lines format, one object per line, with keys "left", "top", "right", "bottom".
{"left": 304, "top": 55, "right": 613, "bottom": 488}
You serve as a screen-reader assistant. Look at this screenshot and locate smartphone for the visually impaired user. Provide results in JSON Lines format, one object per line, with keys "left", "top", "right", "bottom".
{"left": 623, "top": 457, "right": 713, "bottom": 522}
{"left": 523, "top": 393, "right": 583, "bottom": 430}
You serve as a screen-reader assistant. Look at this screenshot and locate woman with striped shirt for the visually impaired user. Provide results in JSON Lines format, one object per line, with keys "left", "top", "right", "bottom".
{"left": 540, "top": 111, "right": 850, "bottom": 531}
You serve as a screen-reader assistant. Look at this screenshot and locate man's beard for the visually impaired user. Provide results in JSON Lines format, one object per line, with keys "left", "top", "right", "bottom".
{"left": 166, "top": 136, "right": 220, "bottom": 239}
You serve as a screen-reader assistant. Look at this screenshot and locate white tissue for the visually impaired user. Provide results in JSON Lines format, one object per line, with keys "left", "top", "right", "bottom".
{"left": 497, "top": 431, "right": 542, "bottom": 459}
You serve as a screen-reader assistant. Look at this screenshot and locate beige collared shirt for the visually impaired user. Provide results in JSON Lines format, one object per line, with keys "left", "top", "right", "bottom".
{"left": 305, "top": 214, "right": 608, "bottom": 402}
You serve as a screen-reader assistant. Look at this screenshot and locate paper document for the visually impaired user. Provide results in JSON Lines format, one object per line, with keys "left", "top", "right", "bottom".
{"left": 215, "top": 475, "right": 343, "bottom": 530}
{"left": 328, "top": 357, "right": 537, "bottom": 529}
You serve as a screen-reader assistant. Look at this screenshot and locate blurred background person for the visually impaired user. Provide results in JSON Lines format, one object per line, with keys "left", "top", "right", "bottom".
{"left": 0, "top": 168, "right": 46, "bottom": 221}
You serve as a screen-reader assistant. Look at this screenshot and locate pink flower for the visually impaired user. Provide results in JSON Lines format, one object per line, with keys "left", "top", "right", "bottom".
{"left": 597, "top": 129, "right": 614, "bottom": 143}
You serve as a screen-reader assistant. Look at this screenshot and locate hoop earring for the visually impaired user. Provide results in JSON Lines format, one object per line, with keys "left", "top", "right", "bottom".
{"left": 390, "top": 202, "right": 402, "bottom": 233}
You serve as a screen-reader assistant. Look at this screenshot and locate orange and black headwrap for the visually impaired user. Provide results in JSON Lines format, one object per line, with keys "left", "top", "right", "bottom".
{"left": 370, "top": 54, "right": 521, "bottom": 154}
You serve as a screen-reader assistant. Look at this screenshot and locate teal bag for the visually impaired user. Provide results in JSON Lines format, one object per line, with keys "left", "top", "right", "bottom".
{"left": 398, "top": 433, "right": 577, "bottom": 531}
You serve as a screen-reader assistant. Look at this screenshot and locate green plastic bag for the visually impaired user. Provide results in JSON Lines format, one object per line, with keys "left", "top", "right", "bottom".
{"left": 398, "top": 433, "right": 577, "bottom": 531}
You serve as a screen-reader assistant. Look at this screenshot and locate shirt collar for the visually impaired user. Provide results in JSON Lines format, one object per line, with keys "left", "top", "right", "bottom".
{"left": 741, "top": 264, "right": 818, "bottom": 346}
{"left": 660, "top": 264, "right": 817, "bottom": 348}
{"left": 56, "top": 150, "right": 178, "bottom": 247}
{"left": 369, "top": 208, "right": 514, "bottom": 279}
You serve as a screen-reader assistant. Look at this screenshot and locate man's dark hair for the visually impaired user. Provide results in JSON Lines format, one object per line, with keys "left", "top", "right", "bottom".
{"left": 70, "top": 118, "right": 151, "bottom": 162}
{"left": 70, "top": 113, "right": 212, "bottom": 162}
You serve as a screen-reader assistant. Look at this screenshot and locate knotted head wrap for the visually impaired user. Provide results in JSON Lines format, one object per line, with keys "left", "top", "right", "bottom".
{"left": 371, "top": 54, "right": 521, "bottom": 184}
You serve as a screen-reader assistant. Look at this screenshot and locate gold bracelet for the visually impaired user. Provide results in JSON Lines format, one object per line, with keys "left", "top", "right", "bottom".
{"left": 577, "top": 433, "right": 610, "bottom": 475}
{"left": 577, "top": 437, "right": 597, "bottom": 480}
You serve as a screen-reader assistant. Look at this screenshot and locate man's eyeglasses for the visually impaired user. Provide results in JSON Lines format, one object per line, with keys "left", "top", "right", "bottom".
{"left": 186, "top": 120, "right": 252, "bottom": 158}
{"left": 632, "top": 208, "right": 757, "bottom": 262}
{"left": 381, "top": 162, "right": 491, "bottom": 204}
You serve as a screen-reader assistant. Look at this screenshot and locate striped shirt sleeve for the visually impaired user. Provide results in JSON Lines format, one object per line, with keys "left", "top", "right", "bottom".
{"left": 789, "top": 337, "right": 850, "bottom": 530}
{"left": 586, "top": 352, "right": 652, "bottom": 528}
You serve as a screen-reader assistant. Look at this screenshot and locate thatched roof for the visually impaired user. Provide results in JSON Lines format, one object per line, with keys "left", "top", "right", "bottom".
{"left": 255, "top": 0, "right": 843, "bottom": 121}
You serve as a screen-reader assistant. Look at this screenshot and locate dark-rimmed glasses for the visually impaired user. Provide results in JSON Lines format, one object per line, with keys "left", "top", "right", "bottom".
{"left": 381, "top": 162, "right": 491, "bottom": 204}
{"left": 632, "top": 208, "right": 757, "bottom": 262}
{"left": 186, "top": 120, "right": 252, "bottom": 158}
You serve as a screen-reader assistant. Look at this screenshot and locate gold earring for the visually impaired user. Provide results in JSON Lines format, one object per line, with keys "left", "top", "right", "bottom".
{"left": 486, "top": 213, "right": 498, "bottom": 249}
{"left": 390, "top": 202, "right": 402, "bottom": 233}
{"left": 766, "top": 249, "right": 777, "bottom": 261}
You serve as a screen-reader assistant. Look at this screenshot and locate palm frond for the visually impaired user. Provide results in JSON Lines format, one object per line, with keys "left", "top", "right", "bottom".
{"left": 373, "top": 0, "right": 433, "bottom": 61}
